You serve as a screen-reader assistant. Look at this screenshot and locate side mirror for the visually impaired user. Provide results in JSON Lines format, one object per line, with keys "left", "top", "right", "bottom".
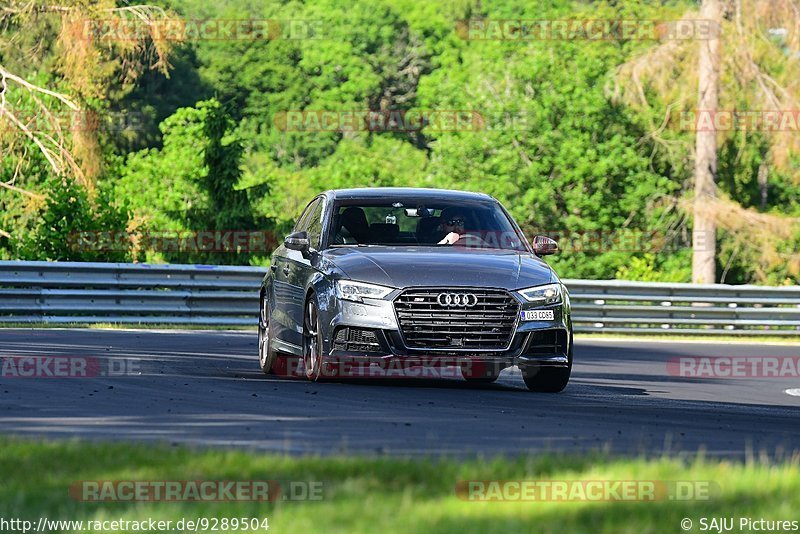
{"left": 532, "top": 235, "right": 558, "bottom": 256}
{"left": 284, "top": 231, "right": 310, "bottom": 254}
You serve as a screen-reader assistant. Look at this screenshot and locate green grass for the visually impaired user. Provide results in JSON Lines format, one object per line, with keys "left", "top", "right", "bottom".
{"left": 1, "top": 438, "right": 798, "bottom": 533}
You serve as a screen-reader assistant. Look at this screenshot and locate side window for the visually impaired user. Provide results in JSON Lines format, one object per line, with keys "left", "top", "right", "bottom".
{"left": 293, "top": 199, "right": 320, "bottom": 233}
{"left": 305, "top": 199, "right": 326, "bottom": 248}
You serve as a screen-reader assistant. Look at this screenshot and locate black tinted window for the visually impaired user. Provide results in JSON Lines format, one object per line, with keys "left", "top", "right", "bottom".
{"left": 305, "top": 200, "right": 325, "bottom": 248}
{"left": 330, "top": 199, "right": 527, "bottom": 251}
{"left": 294, "top": 198, "right": 320, "bottom": 233}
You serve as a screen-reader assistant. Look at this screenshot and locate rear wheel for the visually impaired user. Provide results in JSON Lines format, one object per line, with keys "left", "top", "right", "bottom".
{"left": 303, "top": 297, "right": 325, "bottom": 381}
{"left": 258, "top": 296, "right": 277, "bottom": 374}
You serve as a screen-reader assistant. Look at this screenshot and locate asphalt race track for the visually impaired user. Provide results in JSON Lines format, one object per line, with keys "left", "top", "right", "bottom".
{"left": 0, "top": 329, "right": 798, "bottom": 458}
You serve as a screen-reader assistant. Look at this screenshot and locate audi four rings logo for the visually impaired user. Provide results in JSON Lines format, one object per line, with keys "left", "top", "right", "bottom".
{"left": 437, "top": 292, "right": 478, "bottom": 307}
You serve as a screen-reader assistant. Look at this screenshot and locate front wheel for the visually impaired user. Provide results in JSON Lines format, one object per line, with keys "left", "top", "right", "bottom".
{"left": 520, "top": 342, "right": 572, "bottom": 392}
{"left": 520, "top": 365, "right": 570, "bottom": 392}
{"left": 303, "top": 297, "right": 325, "bottom": 381}
{"left": 258, "top": 296, "right": 277, "bottom": 374}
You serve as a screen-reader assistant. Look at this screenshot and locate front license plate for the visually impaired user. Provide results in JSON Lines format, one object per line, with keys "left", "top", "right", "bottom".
{"left": 521, "top": 310, "right": 554, "bottom": 321}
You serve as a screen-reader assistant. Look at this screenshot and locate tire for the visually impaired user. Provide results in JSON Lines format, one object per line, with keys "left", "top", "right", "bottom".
{"left": 258, "top": 296, "right": 277, "bottom": 374}
{"left": 303, "top": 296, "right": 325, "bottom": 381}
{"left": 460, "top": 361, "right": 502, "bottom": 383}
{"left": 520, "top": 365, "right": 570, "bottom": 392}
{"left": 520, "top": 339, "right": 573, "bottom": 392}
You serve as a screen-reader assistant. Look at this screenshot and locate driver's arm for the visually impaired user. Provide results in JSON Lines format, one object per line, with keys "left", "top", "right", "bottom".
{"left": 437, "top": 232, "right": 460, "bottom": 245}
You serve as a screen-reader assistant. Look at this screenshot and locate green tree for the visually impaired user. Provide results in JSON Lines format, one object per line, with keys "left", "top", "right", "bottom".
{"left": 15, "top": 176, "right": 130, "bottom": 262}
{"left": 115, "top": 99, "right": 266, "bottom": 264}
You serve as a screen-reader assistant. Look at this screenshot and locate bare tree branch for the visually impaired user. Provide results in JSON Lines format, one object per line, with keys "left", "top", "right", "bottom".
{"left": 0, "top": 179, "right": 44, "bottom": 199}
{"left": 0, "top": 2, "right": 176, "bottom": 183}
{"left": 0, "top": 65, "right": 79, "bottom": 110}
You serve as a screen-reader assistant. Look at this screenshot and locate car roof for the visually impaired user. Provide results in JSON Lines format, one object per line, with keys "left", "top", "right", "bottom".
{"left": 326, "top": 187, "right": 494, "bottom": 202}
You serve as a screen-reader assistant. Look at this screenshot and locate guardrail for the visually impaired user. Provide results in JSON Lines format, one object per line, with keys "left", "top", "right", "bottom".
{"left": 565, "top": 279, "right": 800, "bottom": 336}
{"left": 0, "top": 261, "right": 262, "bottom": 326}
{"left": 0, "top": 261, "right": 798, "bottom": 335}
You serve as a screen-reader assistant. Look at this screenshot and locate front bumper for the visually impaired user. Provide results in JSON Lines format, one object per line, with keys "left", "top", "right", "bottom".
{"left": 321, "top": 293, "right": 570, "bottom": 369}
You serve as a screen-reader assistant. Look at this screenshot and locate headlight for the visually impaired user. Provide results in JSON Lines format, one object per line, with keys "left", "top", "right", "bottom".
{"left": 335, "top": 280, "right": 394, "bottom": 302}
{"left": 517, "top": 283, "right": 562, "bottom": 306}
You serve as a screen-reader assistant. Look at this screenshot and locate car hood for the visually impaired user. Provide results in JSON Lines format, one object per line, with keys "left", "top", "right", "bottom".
{"left": 324, "top": 247, "right": 555, "bottom": 290}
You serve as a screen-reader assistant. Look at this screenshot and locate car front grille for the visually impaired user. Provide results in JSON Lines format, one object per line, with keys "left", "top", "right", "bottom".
{"left": 394, "top": 288, "right": 519, "bottom": 350}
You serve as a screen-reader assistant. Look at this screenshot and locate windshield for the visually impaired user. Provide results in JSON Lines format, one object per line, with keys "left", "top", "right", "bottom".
{"left": 329, "top": 199, "right": 529, "bottom": 251}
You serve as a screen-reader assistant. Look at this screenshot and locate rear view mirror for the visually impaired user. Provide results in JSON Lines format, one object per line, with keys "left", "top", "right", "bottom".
{"left": 405, "top": 207, "right": 435, "bottom": 217}
{"left": 532, "top": 235, "right": 558, "bottom": 256}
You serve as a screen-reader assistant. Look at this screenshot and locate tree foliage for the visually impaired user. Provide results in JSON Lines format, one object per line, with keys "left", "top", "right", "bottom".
{"left": 114, "top": 98, "right": 264, "bottom": 263}
{"left": 0, "top": 0, "right": 798, "bottom": 283}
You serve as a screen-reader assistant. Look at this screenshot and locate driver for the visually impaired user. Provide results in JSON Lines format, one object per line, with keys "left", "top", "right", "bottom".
{"left": 437, "top": 208, "right": 468, "bottom": 245}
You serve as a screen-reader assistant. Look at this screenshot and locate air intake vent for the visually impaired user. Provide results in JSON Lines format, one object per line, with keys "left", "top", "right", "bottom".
{"left": 333, "top": 327, "right": 382, "bottom": 353}
{"left": 525, "top": 329, "right": 567, "bottom": 355}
